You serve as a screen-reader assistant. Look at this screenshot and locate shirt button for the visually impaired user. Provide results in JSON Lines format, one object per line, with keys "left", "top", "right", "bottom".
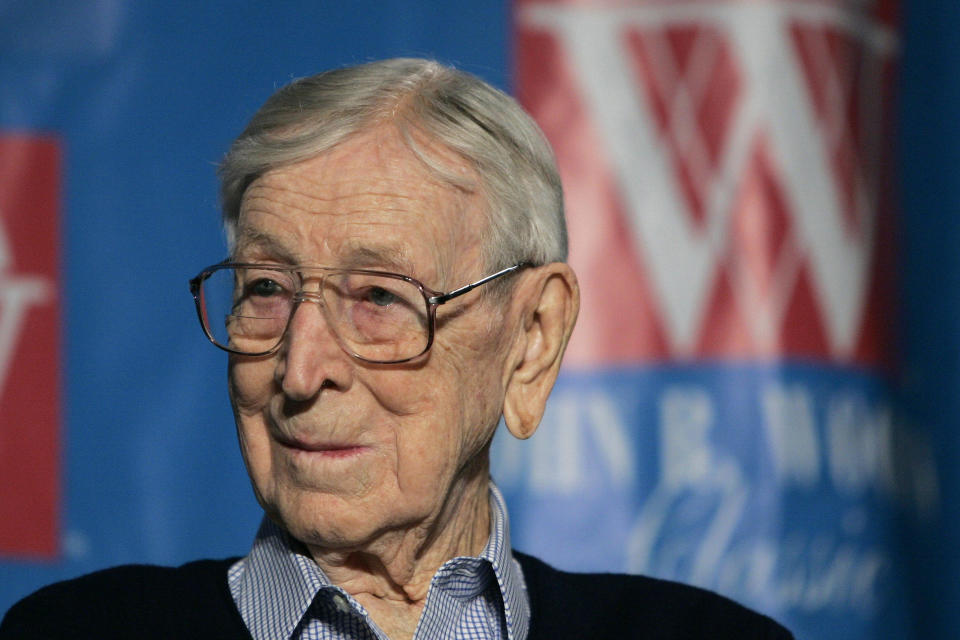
{"left": 332, "top": 593, "right": 351, "bottom": 613}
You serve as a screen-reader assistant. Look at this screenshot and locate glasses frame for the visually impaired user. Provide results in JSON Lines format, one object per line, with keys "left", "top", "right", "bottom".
{"left": 190, "top": 260, "right": 530, "bottom": 364}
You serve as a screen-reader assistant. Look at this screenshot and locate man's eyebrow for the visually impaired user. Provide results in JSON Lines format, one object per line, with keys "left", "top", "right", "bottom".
{"left": 232, "top": 227, "right": 300, "bottom": 264}
{"left": 233, "top": 230, "right": 424, "bottom": 278}
{"left": 340, "top": 245, "right": 417, "bottom": 276}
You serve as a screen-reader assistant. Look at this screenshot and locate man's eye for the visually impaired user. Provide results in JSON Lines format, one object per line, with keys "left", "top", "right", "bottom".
{"left": 249, "top": 279, "right": 284, "bottom": 297}
{"left": 366, "top": 286, "right": 398, "bottom": 307}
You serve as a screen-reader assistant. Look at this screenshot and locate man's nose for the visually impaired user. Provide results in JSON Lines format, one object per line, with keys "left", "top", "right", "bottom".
{"left": 275, "top": 297, "right": 353, "bottom": 400}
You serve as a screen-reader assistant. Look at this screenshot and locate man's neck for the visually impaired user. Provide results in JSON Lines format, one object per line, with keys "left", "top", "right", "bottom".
{"left": 305, "top": 471, "right": 492, "bottom": 639}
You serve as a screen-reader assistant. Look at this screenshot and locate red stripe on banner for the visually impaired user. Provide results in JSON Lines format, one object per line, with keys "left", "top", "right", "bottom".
{"left": 0, "top": 135, "right": 62, "bottom": 558}
{"left": 516, "top": 10, "right": 671, "bottom": 365}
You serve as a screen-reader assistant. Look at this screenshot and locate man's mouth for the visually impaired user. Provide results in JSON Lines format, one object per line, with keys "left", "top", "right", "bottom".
{"left": 274, "top": 433, "right": 369, "bottom": 458}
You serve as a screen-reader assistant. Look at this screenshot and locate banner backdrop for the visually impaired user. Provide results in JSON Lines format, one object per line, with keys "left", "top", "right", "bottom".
{"left": 0, "top": 1, "right": 953, "bottom": 638}
{"left": 495, "top": 1, "right": 918, "bottom": 638}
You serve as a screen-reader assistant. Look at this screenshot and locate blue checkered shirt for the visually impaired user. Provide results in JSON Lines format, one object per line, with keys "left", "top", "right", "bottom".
{"left": 228, "top": 483, "right": 530, "bottom": 640}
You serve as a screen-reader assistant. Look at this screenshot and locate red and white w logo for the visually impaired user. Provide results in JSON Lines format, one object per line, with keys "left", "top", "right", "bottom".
{"left": 515, "top": 0, "right": 899, "bottom": 367}
{"left": 0, "top": 135, "right": 62, "bottom": 557}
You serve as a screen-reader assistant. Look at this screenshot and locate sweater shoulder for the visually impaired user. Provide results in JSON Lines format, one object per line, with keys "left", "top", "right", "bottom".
{"left": 5, "top": 558, "right": 238, "bottom": 607}
{"left": 514, "top": 551, "right": 793, "bottom": 640}
{"left": 1, "top": 558, "right": 248, "bottom": 639}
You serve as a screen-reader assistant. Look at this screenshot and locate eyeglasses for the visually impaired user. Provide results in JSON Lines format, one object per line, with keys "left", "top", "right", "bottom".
{"left": 189, "top": 261, "right": 528, "bottom": 364}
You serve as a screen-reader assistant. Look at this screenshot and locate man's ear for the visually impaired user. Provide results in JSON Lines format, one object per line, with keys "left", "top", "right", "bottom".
{"left": 502, "top": 263, "right": 579, "bottom": 440}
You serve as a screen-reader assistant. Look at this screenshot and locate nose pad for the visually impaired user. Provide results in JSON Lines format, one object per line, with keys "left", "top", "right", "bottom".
{"left": 292, "top": 290, "right": 325, "bottom": 312}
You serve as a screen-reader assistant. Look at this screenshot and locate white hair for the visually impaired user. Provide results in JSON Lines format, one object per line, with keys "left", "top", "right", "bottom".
{"left": 218, "top": 58, "right": 567, "bottom": 271}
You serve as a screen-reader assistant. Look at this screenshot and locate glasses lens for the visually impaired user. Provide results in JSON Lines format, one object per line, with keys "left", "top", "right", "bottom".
{"left": 322, "top": 272, "right": 429, "bottom": 362}
{"left": 200, "top": 266, "right": 294, "bottom": 354}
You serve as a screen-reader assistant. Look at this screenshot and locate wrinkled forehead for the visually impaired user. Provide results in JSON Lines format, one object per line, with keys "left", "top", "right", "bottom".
{"left": 233, "top": 125, "right": 487, "bottom": 288}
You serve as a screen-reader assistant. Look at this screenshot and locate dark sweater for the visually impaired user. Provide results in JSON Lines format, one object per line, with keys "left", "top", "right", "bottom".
{"left": 1, "top": 552, "right": 792, "bottom": 639}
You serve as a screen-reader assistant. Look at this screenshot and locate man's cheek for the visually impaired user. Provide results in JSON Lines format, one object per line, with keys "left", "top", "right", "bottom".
{"left": 364, "top": 368, "right": 442, "bottom": 418}
{"left": 228, "top": 360, "right": 275, "bottom": 413}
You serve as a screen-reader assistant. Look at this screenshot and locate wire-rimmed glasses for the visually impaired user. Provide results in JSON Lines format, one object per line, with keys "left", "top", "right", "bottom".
{"left": 189, "top": 261, "right": 528, "bottom": 364}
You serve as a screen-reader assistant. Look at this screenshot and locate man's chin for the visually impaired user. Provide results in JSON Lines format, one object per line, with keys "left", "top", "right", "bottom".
{"left": 265, "top": 490, "right": 395, "bottom": 552}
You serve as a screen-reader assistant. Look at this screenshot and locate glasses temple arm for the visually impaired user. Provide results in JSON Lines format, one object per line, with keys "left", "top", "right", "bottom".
{"left": 427, "top": 263, "right": 530, "bottom": 305}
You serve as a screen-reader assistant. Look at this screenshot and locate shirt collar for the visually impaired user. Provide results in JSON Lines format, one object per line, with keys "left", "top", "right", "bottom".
{"left": 478, "top": 482, "right": 530, "bottom": 640}
{"left": 229, "top": 516, "right": 328, "bottom": 640}
{"left": 229, "top": 482, "right": 529, "bottom": 640}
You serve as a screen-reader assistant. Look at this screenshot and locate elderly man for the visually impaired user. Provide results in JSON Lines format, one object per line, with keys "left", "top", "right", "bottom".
{"left": 2, "top": 58, "right": 791, "bottom": 639}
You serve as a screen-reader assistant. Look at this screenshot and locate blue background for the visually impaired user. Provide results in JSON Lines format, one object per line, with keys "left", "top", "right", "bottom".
{"left": 0, "top": 2, "right": 955, "bottom": 638}
{"left": 899, "top": 3, "right": 960, "bottom": 637}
